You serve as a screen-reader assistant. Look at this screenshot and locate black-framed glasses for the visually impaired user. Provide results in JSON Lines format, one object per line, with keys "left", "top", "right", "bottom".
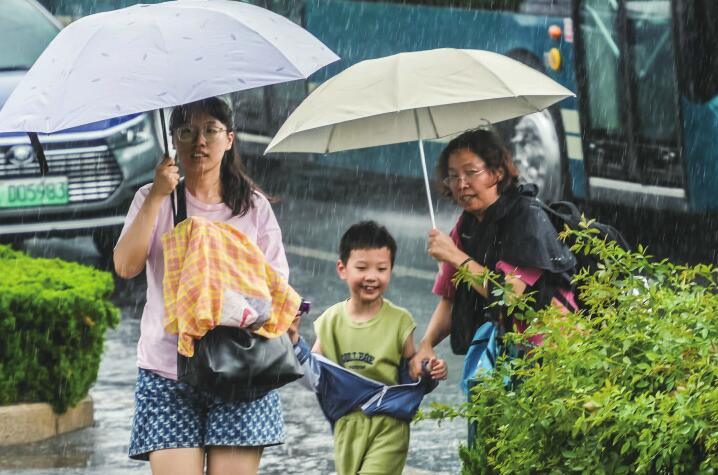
{"left": 174, "top": 125, "right": 228, "bottom": 143}
{"left": 442, "top": 168, "right": 488, "bottom": 187}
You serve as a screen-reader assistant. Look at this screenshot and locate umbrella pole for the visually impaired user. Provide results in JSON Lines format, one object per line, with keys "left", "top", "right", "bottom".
{"left": 159, "top": 109, "right": 177, "bottom": 219}
{"left": 417, "top": 139, "right": 437, "bottom": 229}
{"left": 159, "top": 108, "right": 170, "bottom": 156}
{"left": 28, "top": 132, "right": 49, "bottom": 176}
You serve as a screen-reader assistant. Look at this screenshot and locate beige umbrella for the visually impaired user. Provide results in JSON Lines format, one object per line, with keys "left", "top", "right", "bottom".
{"left": 265, "top": 48, "right": 574, "bottom": 228}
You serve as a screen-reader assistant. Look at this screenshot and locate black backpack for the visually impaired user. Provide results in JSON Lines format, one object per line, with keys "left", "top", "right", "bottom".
{"left": 534, "top": 199, "right": 631, "bottom": 276}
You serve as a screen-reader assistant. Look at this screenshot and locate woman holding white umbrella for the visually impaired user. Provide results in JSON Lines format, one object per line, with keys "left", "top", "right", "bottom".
{"left": 114, "top": 97, "right": 289, "bottom": 474}
{"left": 0, "top": 0, "right": 338, "bottom": 471}
{"left": 411, "top": 128, "right": 577, "bottom": 375}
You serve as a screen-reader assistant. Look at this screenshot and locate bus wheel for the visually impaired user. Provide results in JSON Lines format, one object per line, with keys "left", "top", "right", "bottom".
{"left": 500, "top": 108, "right": 563, "bottom": 203}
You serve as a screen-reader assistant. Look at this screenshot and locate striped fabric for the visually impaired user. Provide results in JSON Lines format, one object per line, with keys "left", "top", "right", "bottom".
{"left": 162, "top": 216, "right": 300, "bottom": 357}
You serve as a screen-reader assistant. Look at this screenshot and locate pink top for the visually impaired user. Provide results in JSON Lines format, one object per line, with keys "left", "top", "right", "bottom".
{"left": 432, "top": 217, "right": 577, "bottom": 346}
{"left": 119, "top": 184, "right": 289, "bottom": 380}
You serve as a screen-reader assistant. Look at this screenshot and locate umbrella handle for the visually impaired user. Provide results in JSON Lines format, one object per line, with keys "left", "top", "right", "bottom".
{"left": 417, "top": 139, "right": 436, "bottom": 229}
{"left": 159, "top": 108, "right": 169, "bottom": 156}
{"left": 28, "top": 132, "right": 49, "bottom": 176}
{"left": 418, "top": 139, "right": 442, "bottom": 273}
{"left": 159, "top": 108, "right": 177, "bottom": 219}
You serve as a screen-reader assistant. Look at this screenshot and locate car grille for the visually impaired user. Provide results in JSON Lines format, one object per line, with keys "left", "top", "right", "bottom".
{"left": 0, "top": 145, "right": 123, "bottom": 203}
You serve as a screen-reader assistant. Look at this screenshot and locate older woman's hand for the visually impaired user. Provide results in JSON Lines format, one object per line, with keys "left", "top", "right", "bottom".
{"left": 428, "top": 228, "right": 464, "bottom": 266}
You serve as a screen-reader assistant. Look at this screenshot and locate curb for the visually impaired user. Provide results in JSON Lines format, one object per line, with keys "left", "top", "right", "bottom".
{"left": 0, "top": 396, "right": 93, "bottom": 446}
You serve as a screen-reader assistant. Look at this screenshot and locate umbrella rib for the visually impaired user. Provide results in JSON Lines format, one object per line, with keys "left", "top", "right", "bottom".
{"left": 413, "top": 108, "right": 421, "bottom": 139}
{"left": 179, "top": 2, "right": 313, "bottom": 79}
{"left": 459, "top": 49, "right": 532, "bottom": 106}
{"left": 517, "top": 95, "right": 542, "bottom": 114}
{"left": 193, "top": 3, "right": 307, "bottom": 78}
{"left": 325, "top": 124, "right": 337, "bottom": 153}
{"left": 427, "top": 107, "right": 440, "bottom": 138}
{"left": 394, "top": 52, "right": 402, "bottom": 113}
{"left": 53, "top": 25, "right": 106, "bottom": 130}
{"left": 151, "top": 13, "right": 173, "bottom": 103}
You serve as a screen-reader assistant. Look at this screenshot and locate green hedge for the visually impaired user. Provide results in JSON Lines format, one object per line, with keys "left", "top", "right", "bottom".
{"left": 424, "top": 223, "right": 718, "bottom": 474}
{"left": 0, "top": 245, "right": 119, "bottom": 413}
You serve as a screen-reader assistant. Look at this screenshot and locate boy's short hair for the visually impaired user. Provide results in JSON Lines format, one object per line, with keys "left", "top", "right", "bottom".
{"left": 339, "top": 221, "right": 397, "bottom": 267}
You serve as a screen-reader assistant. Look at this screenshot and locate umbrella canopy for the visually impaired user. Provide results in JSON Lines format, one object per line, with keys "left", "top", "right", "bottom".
{"left": 0, "top": 0, "right": 338, "bottom": 134}
{"left": 266, "top": 48, "right": 573, "bottom": 153}
{"left": 265, "top": 48, "right": 573, "bottom": 227}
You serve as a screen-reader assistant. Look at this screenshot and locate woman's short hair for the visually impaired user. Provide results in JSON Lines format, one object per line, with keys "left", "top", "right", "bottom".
{"left": 435, "top": 128, "right": 519, "bottom": 198}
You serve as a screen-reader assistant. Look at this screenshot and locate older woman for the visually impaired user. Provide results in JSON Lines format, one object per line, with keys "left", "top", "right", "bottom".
{"left": 412, "top": 128, "right": 576, "bottom": 372}
{"left": 114, "top": 96, "right": 287, "bottom": 475}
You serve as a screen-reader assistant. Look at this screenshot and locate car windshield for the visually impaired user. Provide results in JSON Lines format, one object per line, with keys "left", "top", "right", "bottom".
{"left": 0, "top": 0, "right": 59, "bottom": 71}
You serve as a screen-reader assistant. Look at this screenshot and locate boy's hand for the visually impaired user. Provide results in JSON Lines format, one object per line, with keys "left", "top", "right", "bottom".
{"left": 425, "top": 357, "right": 448, "bottom": 381}
{"left": 411, "top": 343, "right": 435, "bottom": 379}
{"left": 287, "top": 313, "right": 301, "bottom": 345}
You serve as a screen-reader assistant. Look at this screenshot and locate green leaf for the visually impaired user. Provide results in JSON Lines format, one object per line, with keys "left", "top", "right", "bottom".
{"left": 424, "top": 232, "right": 718, "bottom": 474}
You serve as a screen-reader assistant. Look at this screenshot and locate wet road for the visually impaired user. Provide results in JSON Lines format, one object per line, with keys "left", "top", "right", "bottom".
{"left": 0, "top": 165, "right": 467, "bottom": 474}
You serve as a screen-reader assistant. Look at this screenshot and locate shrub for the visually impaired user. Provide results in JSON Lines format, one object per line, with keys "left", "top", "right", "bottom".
{"left": 0, "top": 245, "right": 119, "bottom": 413}
{"left": 423, "top": 224, "right": 718, "bottom": 474}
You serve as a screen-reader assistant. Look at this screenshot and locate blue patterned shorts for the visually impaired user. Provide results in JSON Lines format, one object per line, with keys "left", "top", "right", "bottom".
{"left": 129, "top": 368, "right": 285, "bottom": 461}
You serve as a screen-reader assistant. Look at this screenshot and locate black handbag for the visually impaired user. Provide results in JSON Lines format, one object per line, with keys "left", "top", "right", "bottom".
{"left": 171, "top": 181, "right": 304, "bottom": 402}
{"left": 177, "top": 327, "right": 304, "bottom": 402}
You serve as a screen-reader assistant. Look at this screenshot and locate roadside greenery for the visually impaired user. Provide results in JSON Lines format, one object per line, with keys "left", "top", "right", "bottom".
{"left": 0, "top": 245, "right": 119, "bottom": 413}
{"left": 422, "top": 223, "right": 718, "bottom": 473}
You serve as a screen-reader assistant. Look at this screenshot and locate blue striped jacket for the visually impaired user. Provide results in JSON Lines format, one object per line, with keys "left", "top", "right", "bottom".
{"left": 293, "top": 337, "right": 437, "bottom": 427}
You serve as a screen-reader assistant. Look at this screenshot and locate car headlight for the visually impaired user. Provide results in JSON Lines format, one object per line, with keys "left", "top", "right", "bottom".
{"left": 108, "top": 114, "right": 153, "bottom": 149}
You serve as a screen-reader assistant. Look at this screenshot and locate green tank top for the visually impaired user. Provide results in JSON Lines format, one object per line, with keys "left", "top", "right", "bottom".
{"left": 314, "top": 299, "right": 416, "bottom": 386}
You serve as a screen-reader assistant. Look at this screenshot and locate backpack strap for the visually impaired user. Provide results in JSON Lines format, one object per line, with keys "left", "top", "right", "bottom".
{"left": 173, "top": 181, "right": 187, "bottom": 228}
{"left": 548, "top": 201, "right": 581, "bottom": 220}
{"left": 532, "top": 198, "right": 581, "bottom": 229}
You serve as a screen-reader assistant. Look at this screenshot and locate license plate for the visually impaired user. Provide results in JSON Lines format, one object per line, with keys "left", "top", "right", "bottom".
{"left": 0, "top": 176, "right": 69, "bottom": 208}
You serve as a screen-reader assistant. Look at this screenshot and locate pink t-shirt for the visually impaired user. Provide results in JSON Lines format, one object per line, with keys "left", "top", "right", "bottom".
{"left": 431, "top": 219, "right": 465, "bottom": 299}
{"left": 119, "top": 184, "right": 289, "bottom": 380}
{"left": 431, "top": 217, "right": 577, "bottom": 346}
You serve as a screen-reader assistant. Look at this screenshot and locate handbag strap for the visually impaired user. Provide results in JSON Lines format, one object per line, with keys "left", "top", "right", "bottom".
{"left": 173, "top": 180, "right": 187, "bottom": 227}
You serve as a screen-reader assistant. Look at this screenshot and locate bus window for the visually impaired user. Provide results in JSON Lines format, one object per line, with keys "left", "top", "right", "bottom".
{"left": 579, "top": 0, "right": 623, "bottom": 140}
{"left": 577, "top": 0, "right": 684, "bottom": 187}
{"left": 626, "top": 1, "right": 679, "bottom": 145}
{"left": 675, "top": 0, "right": 718, "bottom": 103}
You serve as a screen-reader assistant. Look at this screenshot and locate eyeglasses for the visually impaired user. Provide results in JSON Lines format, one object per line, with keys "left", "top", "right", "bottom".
{"left": 442, "top": 168, "right": 488, "bottom": 187}
{"left": 174, "top": 125, "right": 228, "bottom": 143}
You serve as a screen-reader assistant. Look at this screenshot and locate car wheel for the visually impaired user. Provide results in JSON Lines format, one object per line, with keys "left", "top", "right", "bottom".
{"left": 499, "top": 109, "right": 563, "bottom": 203}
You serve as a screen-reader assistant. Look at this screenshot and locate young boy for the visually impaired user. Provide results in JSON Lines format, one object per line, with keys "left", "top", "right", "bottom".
{"left": 288, "top": 220, "right": 447, "bottom": 475}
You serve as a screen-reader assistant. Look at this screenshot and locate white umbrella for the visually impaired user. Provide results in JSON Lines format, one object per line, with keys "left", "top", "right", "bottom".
{"left": 265, "top": 48, "right": 574, "bottom": 228}
{"left": 0, "top": 0, "right": 338, "bottom": 135}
